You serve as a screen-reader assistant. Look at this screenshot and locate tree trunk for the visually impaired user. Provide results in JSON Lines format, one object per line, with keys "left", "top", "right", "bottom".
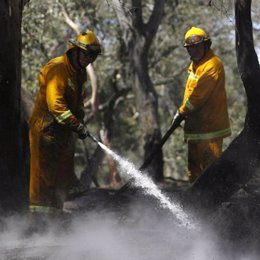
{"left": 112, "top": 0, "right": 165, "bottom": 182}
{"left": 0, "top": 0, "right": 26, "bottom": 213}
{"left": 187, "top": 0, "right": 260, "bottom": 208}
{"left": 129, "top": 32, "right": 163, "bottom": 181}
{"left": 20, "top": 86, "right": 34, "bottom": 211}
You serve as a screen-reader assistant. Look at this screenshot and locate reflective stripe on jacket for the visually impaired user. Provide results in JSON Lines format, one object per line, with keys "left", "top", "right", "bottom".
{"left": 29, "top": 53, "right": 86, "bottom": 208}
{"left": 179, "top": 50, "right": 231, "bottom": 141}
{"left": 29, "top": 53, "right": 86, "bottom": 130}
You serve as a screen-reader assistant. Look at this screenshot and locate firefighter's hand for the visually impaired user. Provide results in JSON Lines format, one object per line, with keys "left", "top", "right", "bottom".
{"left": 75, "top": 123, "right": 89, "bottom": 140}
{"left": 172, "top": 110, "right": 186, "bottom": 126}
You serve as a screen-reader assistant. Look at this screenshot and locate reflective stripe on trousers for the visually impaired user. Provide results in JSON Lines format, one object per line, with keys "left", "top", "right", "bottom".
{"left": 29, "top": 205, "right": 63, "bottom": 215}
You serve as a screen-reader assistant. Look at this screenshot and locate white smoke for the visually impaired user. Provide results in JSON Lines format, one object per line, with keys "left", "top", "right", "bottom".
{"left": 0, "top": 210, "right": 258, "bottom": 260}
{"left": 1, "top": 145, "right": 258, "bottom": 259}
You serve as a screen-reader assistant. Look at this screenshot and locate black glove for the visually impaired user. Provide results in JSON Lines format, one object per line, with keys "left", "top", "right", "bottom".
{"left": 75, "top": 123, "right": 89, "bottom": 139}
{"left": 172, "top": 110, "right": 186, "bottom": 126}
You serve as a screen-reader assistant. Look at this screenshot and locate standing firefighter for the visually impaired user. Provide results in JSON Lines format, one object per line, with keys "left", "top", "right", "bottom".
{"left": 29, "top": 30, "right": 102, "bottom": 214}
{"left": 172, "top": 27, "right": 231, "bottom": 183}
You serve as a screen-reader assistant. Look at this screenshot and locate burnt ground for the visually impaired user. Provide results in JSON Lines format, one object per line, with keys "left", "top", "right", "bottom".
{"left": 0, "top": 175, "right": 260, "bottom": 260}
{"left": 71, "top": 172, "right": 260, "bottom": 259}
{"left": 56, "top": 179, "right": 260, "bottom": 258}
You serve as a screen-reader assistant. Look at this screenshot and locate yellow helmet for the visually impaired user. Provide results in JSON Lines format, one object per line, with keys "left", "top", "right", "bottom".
{"left": 69, "top": 30, "right": 102, "bottom": 54}
{"left": 183, "top": 27, "right": 210, "bottom": 47}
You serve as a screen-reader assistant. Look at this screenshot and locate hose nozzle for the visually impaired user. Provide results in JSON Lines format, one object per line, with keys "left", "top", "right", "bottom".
{"left": 87, "top": 133, "right": 99, "bottom": 143}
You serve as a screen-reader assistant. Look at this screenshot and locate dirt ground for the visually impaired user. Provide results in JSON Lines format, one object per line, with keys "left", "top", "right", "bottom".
{"left": 0, "top": 177, "right": 260, "bottom": 260}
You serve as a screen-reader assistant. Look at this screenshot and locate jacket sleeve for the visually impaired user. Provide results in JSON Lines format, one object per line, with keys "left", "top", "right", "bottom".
{"left": 44, "top": 68, "right": 81, "bottom": 129}
{"left": 179, "top": 61, "right": 222, "bottom": 114}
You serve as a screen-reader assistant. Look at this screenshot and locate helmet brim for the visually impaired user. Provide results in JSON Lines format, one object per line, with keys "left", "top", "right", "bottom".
{"left": 69, "top": 40, "right": 102, "bottom": 55}
{"left": 183, "top": 35, "right": 210, "bottom": 47}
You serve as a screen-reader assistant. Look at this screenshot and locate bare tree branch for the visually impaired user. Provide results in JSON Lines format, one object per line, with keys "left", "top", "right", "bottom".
{"left": 146, "top": 0, "right": 165, "bottom": 40}
{"left": 111, "top": 0, "right": 132, "bottom": 45}
{"left": 60, "top": 4, "right": 99, "bottom": 114}
{"left": 131, "top": 0, "right": 143, "bottom": 32}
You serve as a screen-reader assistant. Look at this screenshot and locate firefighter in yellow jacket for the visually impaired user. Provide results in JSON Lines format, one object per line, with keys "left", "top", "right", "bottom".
{"left": 172, "top": 27, "right": 231, "bottom": 183}
{"left": 29, "top": 30, "right": 102, "bottom": 213}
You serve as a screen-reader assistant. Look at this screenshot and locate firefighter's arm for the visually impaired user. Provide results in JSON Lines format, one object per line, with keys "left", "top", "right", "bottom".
{"left": 45, "top": 69, "right": 88, "bottom": 139}
{"left": 179, "top": 65, "right": 220, "bottom": 114}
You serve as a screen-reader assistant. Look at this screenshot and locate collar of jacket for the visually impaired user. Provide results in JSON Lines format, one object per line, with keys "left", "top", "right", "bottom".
{"left": 191, "top": 49, "right": 214, "bottom": 70}
{"left": 64, "top": 53, "right": 76, "bottom": 77}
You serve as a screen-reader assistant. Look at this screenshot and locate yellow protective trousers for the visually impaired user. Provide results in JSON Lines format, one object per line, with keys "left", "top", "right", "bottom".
{"left": 29, "top": 123, "right": 77, "bottom": 209}
{"left": 187, "top": 137, "right": 223, "bottom": 183}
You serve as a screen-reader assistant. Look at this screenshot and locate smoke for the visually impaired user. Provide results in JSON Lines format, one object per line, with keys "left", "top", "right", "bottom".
{"left": 0, "top": 208, "right": 258, "bottom": 260}
{"left": 1, "top": 143, "right": 259, "bottom": 259}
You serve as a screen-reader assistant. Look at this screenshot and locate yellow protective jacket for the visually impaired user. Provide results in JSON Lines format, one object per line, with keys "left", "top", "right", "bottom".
{"left": 179, "top": 50, "right": 231, "bottom": 141}
{"left": 29, "top": 53, "right": 87, "bottom": 209}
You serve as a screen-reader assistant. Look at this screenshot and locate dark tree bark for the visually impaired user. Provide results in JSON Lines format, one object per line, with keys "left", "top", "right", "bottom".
{"left": 112, "top": 0, "right": 165, "bottom": 182}
{"left": 20, "top": 87, "right": 34, "bottom": 209}
{"left": 0, "top": 1, "right": 27, "bottom": 213}
{"left": 187, "top": 0, "right": 260, "bottom": 208}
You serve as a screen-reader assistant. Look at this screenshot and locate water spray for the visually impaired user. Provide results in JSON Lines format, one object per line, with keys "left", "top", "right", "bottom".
{"left": 86, "top": 131, "right": 196, "bottom": 230}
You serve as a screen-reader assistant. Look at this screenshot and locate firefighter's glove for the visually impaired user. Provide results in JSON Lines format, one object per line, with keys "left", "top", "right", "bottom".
{"left": 172, "top": 110, "right": 186, "bottom": 126}
{"left": 75, "top": 123, "right": 89, "bottom": 140}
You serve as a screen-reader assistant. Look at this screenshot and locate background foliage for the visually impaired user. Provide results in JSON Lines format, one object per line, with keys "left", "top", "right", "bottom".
{"left": 22, "top": 0, "right": 260, "bottom": 185}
